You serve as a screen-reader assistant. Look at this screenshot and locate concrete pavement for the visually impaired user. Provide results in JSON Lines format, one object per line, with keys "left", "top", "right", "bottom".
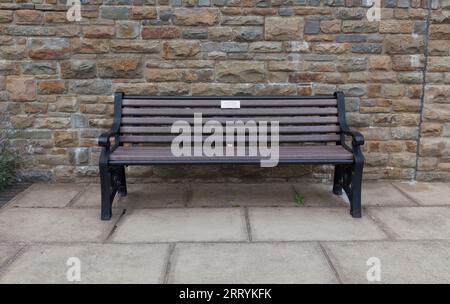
{"left": 0, "top": 181, "right": 449, "bottom": 283}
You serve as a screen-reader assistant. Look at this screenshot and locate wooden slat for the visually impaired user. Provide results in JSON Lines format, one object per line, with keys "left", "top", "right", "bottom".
{"left": 124, "top": 95, "right": 335, "bottom": 100}
{"left": 112, "top": 148, "right": 352, "bottom": 158}
{"left": 120, "top": 125, "right": 341, "bottom": 134}
{"left": 119, "top": 134, "right": 340, "bottom": 143}
{"left": 116, "top": 145, "right": 348, "bottom": 151}
{"left": 114, "top": 147, "right": 351, "bottom": 156}
{"left": 109, "top": 146, "right": 353, "bottom": 161}
{"left": 122, "top": 107, "right": 338, "bottom": 116}
{"left": 121, "top": 116, "right": 339, "bottom": 125}
{"left": 122, "top": 99, "right": 337, "bottom": 107}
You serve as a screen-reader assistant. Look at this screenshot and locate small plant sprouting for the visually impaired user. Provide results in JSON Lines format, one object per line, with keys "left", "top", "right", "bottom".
{"left": 0, "top": 114, "right": 17, "bottom": 190}
{"left": 0, "top": 151, "right": 16, "bottom": 190}
{"left": 294, "top": 193, "right": 305, "bottom": 206}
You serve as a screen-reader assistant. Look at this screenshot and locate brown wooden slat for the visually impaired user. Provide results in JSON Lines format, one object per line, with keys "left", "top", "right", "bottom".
{"left": 113, "top": 147, "right": 351, "bottom": 156}
{"left": 122, "top": 107, "right": 338, "bottom": 116}
{"left": 120, "top": 125, "right": 341, "bottom": 134}
{"left": 121, "top": 116, "right": 339, "bottom": 125}
{"left": 109, "top": 146, "right": 353, "bottom": 161}
{"left": 116, "top": 145, "right": 348, "bottom": 151}
{"left": 119, "top": 134, "right": 340, "bottom": 143}
{"left": 111, "top": 153, "right": 352, "bottom": 159}
{"left": 109, "top": 155, "right": 352, "bottom": 161}
{"left": 122, "top": 99, "right": 337, "bottom": 107}
{"left": 112, "top": 148, "right": 352, "bottom": 159}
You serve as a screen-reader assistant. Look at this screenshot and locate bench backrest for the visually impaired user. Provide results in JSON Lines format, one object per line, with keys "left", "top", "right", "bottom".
{"left": 113, "top": 92, "right": 347, "bottom": 147}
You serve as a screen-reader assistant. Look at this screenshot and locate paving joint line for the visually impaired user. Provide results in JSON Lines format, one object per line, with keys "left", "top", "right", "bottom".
{"left": 6, "top": 203, "right": 450, "bottom": 213}
{"left": 1, "top": 238, "right": 450, "bottom": 247}
{"left": 163, "top": 243, "right": 176, "bottom": 284}
{"left": 290, "top": 183, "right": 298, "bottom": 196}
{"left": 244, "top": 207, "right": 253, "bottom": 242}
{"left": 65, "top": 204, "right": 450, "bottom": 210}
{"left": 0, "top": 244, "right": 28, "bottom": 279}
{"left": 3, "top": 205, "right": 354, "bottom": 210}
{"left": 0, "top": 183, "right": 32, "bottom": 208}
{"left": 66, "top": 184, "right": 89, "bottom": 208}
{"left": 185, "top": 183, "right": 193, "bottom": 208}
{"left": 104, "top": 209, "right": 127, "bottom": 242}
{"left": 365, "top": 208, "right": 400, "bottom": 241}
{"left": 1, "top": 184, "right": 35, "bottom": 209}
{"left": 6, "top": 203, "right": 450, "bottom": 214}
{"left": 390, "top": 183, "right": 422, "bottom": 206}
{"left": 318, "top": 242, "right": 342, "bottom": 284}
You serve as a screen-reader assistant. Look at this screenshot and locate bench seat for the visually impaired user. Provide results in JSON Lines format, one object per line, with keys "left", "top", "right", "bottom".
{"left": 109, "top": 146, "right": 354, "bottom": 164}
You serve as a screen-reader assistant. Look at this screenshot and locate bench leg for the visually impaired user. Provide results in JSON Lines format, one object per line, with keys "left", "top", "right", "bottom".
{"left": 118, "top": 166, "right": 127, "bottom": 197}
{"left": 100, "top": 164, "right": 113, "bottom": 221}
{"left": 332, "top": 165, "right": 343, "bottom": 195}
{"left": 350, "top": 163, "right": 363, "bottom": 218}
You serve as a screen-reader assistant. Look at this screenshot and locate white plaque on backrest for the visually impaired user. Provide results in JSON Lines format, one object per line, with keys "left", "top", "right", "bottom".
{"left": 221, "top": 100, "right": 240, "bottom": 109}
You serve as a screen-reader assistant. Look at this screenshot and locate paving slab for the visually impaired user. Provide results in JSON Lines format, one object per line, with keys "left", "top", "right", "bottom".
{"left": 168, "top": 243, "right": 337, "bottom": 283}
{"left": 190, "top": 183, "right": 297, "bottom": 207}
{"left": 0, "top": 208, "right": 119, "bottom": 243}
{"left": 118, "top": 183, "right": 187, "bottom": 208}
{"left": 361, "top": 182, "right": 416, "bottom": 206}
{"left": 368, "top": 207, "right": 450, "bottom": 240}
{"left": 293, "top": 183, "right": 347, "bottom": 207}
{"left": 0, "top": 244, "right": 169, "bottom": 283}
{"left": 249, "top": 207, "right": 387, "bottom": 241}
{"left": 70, "top": 184, "right": 108, "bottom": 208}
{"left": 324, "top": 241, "right": 450, "bottom": 283}
{"left": 111, "top": 208, "right": 247, "bottom": 243}
{"left": 393, "top": 182, "right": 450, "bottom": 206}
{"left": 9, "top": 183, "right": 84, "bottom": 208}
{"left": 0, "top": 244, "right": 23, "bottom": 268}
{"left": 72, "top": 183, "right": 186, "bottom": 208}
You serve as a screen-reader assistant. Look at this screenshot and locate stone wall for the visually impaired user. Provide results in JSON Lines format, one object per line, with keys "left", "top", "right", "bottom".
{"left": 0, "top": 0, "right": 449, "bottom": 182}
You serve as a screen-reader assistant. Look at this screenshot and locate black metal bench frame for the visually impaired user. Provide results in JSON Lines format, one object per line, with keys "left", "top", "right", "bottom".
{"left": 98, "top": 92, "right": 364, "bottom": 220}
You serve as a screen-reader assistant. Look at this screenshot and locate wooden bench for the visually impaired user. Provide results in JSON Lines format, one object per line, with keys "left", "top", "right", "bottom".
{"left": 98, "top": 92, "right": 365, "bottom": 220}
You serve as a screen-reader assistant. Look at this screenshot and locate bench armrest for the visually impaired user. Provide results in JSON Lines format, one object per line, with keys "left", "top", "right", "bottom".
{"left": 343, "top": 130, "right": 364, "bottom": 146}
{"left": 341, "top": 129, "right": 365, "bottom": 163}
{"left": 98, "top": 131, "right": 117, "bottom": 148}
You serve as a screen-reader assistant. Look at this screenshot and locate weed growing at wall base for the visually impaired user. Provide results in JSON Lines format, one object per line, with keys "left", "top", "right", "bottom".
{"left": 0, "top": 115, "right": 17, "bottom": 190}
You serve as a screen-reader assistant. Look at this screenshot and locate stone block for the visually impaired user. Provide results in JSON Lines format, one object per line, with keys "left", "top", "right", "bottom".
{"left": 6, "top": 77, "right": 36, "bottom": 101}
{"left": 265, "top": 17, "right": 303, "bottom": 40}
{"left": 216, "top": 61, "right": 265, "bottom": 82}
{"left": 28, "top": 38, "right": 71, "bottom": 60}
{"left": 98, "top": 57, "right": 142, "bottom": 78}
{"left": 173, "top": 8, "right": 219, "bottom": 26}
{"left": 162, "top": 40, "right": 200, "bottom": 59}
